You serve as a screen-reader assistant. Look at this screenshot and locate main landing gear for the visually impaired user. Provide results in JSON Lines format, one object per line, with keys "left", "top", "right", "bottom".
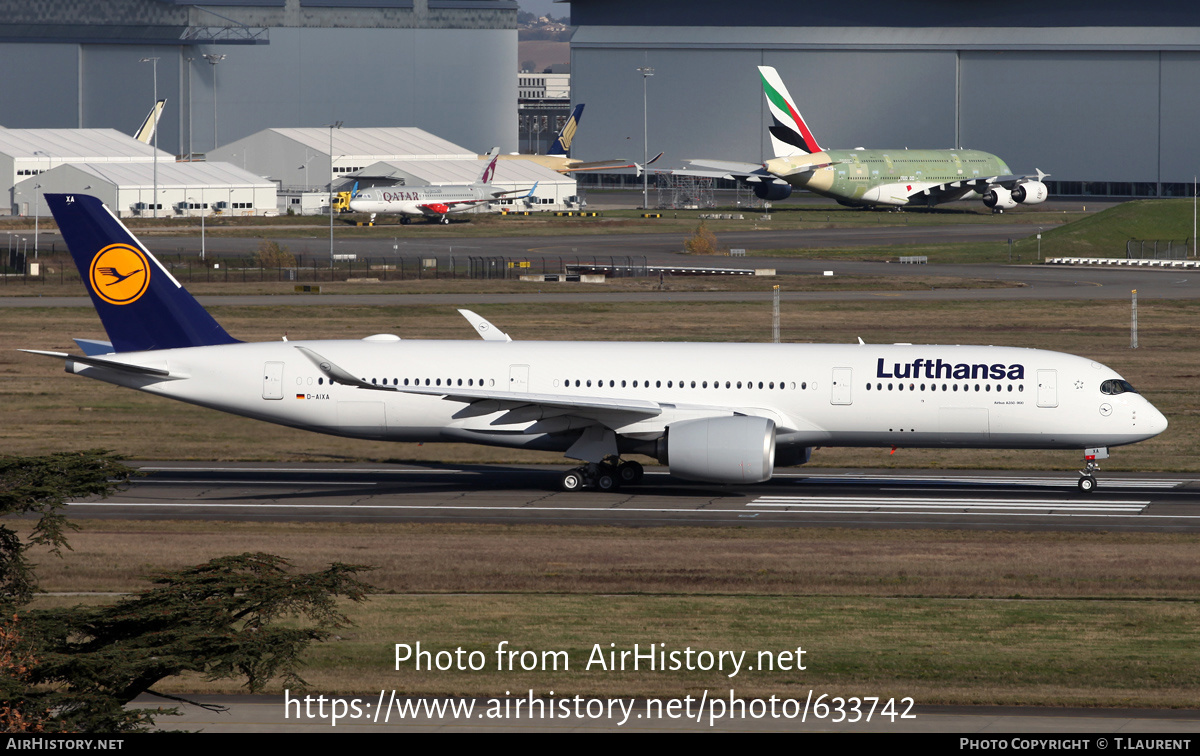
{"left": 1077, "top": 447, "right": 1108, "bottom": 493}
{"left": 560, "top": 458, "right": 644, "bottom": 492}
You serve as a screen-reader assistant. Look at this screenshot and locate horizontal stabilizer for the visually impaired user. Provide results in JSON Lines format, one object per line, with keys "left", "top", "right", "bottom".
{"left": 20, "top": 349, "right": 179, "bottom": 378}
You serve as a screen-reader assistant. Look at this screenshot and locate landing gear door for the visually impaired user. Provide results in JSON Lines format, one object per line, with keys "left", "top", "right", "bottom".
{"left": 263, "top": 362, "right": 284, "bottom": 400}
{"left": 1037, "top": 369, "right": 1058, "bottom": 408}
{"left": 831, "top": 367, "right": 853, "bottom": 405}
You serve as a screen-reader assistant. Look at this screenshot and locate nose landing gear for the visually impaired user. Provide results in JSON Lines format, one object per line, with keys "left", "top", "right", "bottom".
{"left": 1077, "top": 447, "right": 1108, "bottom": 493}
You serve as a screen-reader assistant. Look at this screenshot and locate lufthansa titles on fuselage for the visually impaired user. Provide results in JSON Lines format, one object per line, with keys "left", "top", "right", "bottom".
{"left": 876, "top": 357, "right": 1025, "bottom": 381}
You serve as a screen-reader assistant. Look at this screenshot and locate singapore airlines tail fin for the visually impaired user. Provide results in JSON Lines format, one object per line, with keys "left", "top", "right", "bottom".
{"left": 547, "top": 103, "right": 585, "bottom": 157}
{"left": 758, "top": 66, "right": 823, "bottom": 158}
{"left": 134, "top": 99, "right": 166, "bottom": 144}
{"left": 46, "top": 193, "right": 240, "bottom": 353}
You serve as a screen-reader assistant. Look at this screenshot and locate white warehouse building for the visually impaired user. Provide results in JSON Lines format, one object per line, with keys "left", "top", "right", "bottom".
{"left": 13, "top": 162, "right": 277, "bottom": 218}
{"left": 210, "top": 127, "right": 480, "bottom": 193}
{"left": 0, "top": 128, "right": 171, "bottom": 214}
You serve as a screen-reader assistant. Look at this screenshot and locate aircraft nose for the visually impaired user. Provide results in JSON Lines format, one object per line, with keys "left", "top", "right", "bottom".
{"left": 1142, "top": 402, "right": 1169, "bottom": 438}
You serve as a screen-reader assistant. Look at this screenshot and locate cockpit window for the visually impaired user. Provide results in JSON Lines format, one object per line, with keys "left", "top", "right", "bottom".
{"left": 1100, "top": 379, "right": 1138, "bottom": 396}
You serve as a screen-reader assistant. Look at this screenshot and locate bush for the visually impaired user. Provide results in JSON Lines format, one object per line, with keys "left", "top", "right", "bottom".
{"left": 255, "top": 240, "right": 296, "bottom": 268}
{"left": 683, "top": 220, "right": 720, "bottom": 255}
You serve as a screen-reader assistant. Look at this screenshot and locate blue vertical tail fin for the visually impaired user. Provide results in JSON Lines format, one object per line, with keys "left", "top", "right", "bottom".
{"left": 547, "top": 103, "right": 585, "bottom": 157}
{"left": 46, "top": 193, "right": 240, "bottom": 353}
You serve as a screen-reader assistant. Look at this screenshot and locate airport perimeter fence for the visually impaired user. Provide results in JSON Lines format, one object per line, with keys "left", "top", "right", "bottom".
{"left": 0, "top": 252, "right": 651, "bottom": 285}
{"left": 1126, "top": 239, "right": 1194, "bottom": 260}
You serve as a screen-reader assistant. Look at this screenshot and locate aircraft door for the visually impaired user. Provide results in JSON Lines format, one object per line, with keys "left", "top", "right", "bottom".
{"left": 509, "top": 364, "right": 530, "bottom": 392}
{"left": 1037, "top": 369, "right": 1058, "bottom": 408}
{"left": 263, "top": 362, "right": 284, "bottom": 400}
{"left": 830, "top": 367, "right": 853, "bottom": 405}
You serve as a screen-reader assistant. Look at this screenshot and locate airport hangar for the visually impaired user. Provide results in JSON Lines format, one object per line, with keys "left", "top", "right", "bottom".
{"left": 568, "top": 0, "right": 1200, "bottom": 199}
{"left": 0, "top": 0, "right": 519, "bottom": 162}
{"left": 214, "top": 126, "right": 576, "bottom": 212}
{"left": 12, "top": 161, "right": 277, "bottom": 219}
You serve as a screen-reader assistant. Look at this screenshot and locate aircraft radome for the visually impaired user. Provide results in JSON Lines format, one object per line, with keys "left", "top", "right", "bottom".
{"left": 27, "top": 194, "right": 1165, "bottom": 493}
{"left": 674, "top": 66, "right": 1049, "bottom": 212}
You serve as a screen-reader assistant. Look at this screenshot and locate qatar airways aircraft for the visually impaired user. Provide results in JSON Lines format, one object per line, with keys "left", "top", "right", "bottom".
{"left": 347, "top": 148, "right": 536, "bottom": 225}
{"left": 28, "top": 194, "right": 1165, "bottom": 493}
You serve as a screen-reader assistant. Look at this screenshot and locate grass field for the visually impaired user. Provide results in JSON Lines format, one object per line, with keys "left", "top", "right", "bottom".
{"left": 26, "top": 521, "right": 1200, "bottom": 705}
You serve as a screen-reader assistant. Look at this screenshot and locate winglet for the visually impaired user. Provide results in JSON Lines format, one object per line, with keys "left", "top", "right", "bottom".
{"left": 294, "top": 345, "right": 395, "bottom": 391}
{"left": 458, "top": 309, "right": 513, "bottom": 342}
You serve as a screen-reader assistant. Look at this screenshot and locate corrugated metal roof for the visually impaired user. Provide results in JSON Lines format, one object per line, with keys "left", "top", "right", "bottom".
{"left": 65, "top": 161, "right": 274, "bottom": 189}
{"left": 268, "top": 127, "right": 475, "bottom": 159}
{"left": 361, "top": 157, "right": 571, "bottom": 184}
{"left": 0, "top": 129, "right": 171, "bottom": 160}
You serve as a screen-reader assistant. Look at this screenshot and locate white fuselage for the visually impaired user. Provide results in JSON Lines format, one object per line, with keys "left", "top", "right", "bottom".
{"left": 66, "top": 339, "right": 1167, "bottom": 459}
{"left": 348, "top": 186, "right": 490, "bottom": 218}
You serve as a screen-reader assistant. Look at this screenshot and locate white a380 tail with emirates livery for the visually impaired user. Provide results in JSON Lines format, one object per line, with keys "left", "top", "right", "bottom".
{"left": 27, "top": 194, "right": 1165, "bottom": 492}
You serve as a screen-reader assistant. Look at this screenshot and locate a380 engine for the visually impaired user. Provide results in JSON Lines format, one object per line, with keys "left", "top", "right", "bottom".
{"left": 657, "top": 415, "right": 776, "bottom": 484}
{"left": 982, "top": 186, "right": 1016, "bottom": 211}
{"left": 753, "top": 182, "right": 793, "bottom": 201}
{"left": 983, "top": 180, "right": 1048, "bottom": 210}
{"left": 1011, "top": 180, "right": 1048, "bottom": 205}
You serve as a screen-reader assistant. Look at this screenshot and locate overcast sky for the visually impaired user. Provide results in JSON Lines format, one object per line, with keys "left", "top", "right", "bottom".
{"left": 519, "top": 0, "right": 567, "bottom": 19}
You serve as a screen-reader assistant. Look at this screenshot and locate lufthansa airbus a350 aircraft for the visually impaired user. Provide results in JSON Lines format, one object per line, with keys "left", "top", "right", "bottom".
{"left": 30, "top": 194, "right": 1165, "bottom": 492}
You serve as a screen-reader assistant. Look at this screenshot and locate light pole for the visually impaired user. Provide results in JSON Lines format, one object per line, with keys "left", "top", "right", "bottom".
{"left": 300, "top": 150, "right": 315, "bottom": 191}
{"left": 328, "top": 121, "right": 342, "bottom": 263}
{"left": 139, "top": 57, "right": 160, "bottom": 218}
{"left": 189, "top": 196, "right": 206, "bottom": 260}
{"left": 32, "top": 184, "right": 40, "bottom": 259}
{"left": 204, "top": 53, "right": 226, "bottom": 150}
{"left": 185, "top": 56, "right": 195, "bottom": 160}
{"left": 636, "top": 65, "right": 654, "bottom": 210}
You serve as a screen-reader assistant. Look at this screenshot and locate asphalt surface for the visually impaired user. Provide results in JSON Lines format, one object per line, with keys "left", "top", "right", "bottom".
{"left": 65, "top": 463, "right": 1200, "bottom": 533}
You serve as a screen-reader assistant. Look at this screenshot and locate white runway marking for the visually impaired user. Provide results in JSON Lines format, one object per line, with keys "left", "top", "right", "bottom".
{"left": 750, "top": 495, "right": 1150, "bottom": 516}
{"left": 775, "top": 473, "right": 1184, "bottom": 489}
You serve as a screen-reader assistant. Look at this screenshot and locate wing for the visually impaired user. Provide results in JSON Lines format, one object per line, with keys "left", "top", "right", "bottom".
{"left": 293, "top": 345, "right": 660, "bottom": 425}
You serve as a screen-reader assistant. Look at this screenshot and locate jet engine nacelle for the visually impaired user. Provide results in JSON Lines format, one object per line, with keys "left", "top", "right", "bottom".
{"left": 1011, "top": 180, "right": 1048, "bottom": 205}
{"left": 753, "top": 182, "right": 793, "bottom": 202}
{"left": 982, "top": 186, "right": 1017, "bottom": 210}
{"left": 660, "top": 415, "right": 776, "bottom": 484}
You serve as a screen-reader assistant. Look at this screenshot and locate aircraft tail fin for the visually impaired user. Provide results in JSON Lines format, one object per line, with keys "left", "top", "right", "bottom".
{"left": 478, "top": 147, "right": 500, "bottom": 184}
{"left": 134, "top": 99, "right": 166, "bottom": 144}
{"left": 547, "top": 103, "right": 585, "bottom": 157}
{"left": 45, "top": 193, "right": 240, "bottom": 353}
{"left": 758, "top": 66, "right": 823, "bottom": 157}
